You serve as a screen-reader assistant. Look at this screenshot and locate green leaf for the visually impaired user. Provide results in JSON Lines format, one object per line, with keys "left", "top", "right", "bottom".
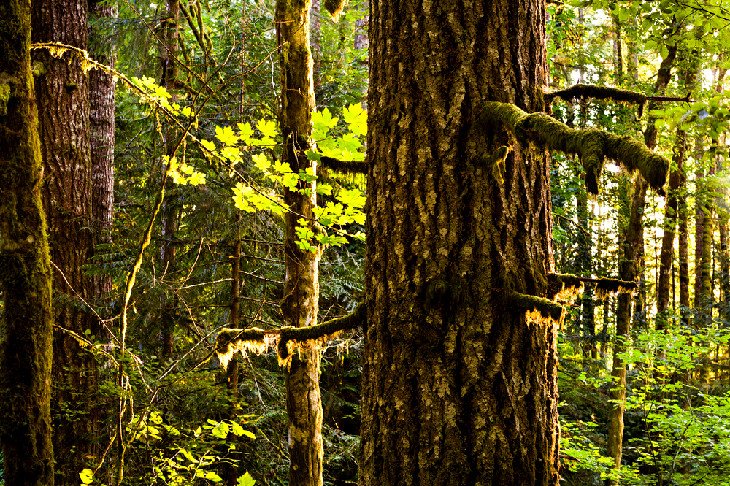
{"left": 343, "top": 103, "right": 367, "bottom": 136}
{"left": 237, "top": 472, "right": 257, "bottom": 486}
{"left": 215, "top": 125, "right": 239, "bottom": 146}
{"left": 80, "top": 468, "right": 94, "bottom": 485}
{"left": 237, "top": 122, "right": 255, "bottom": 144}
{"left": 205, "top": 471, "right": 223, "bottom": 482}
{"left": 252, "top": 153, "right": 271, "bottom": 171}
{"left": 211, "top": 421, "right": 229, "bottom": 439}
{"left": 256, "top": 119, "right": 278, "bottom": 139}
{"left": 200, "top": 139, "right": 216, "bottom": 153}
{"left": 313, "top": 108, "right": 339, "bottom": 140}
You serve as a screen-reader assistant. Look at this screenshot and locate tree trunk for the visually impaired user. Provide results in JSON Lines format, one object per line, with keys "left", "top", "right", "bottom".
{"left": 576, "top": 183, "right": 595, "bottom": 359}
{"left": 89, "top": 0, "right": 116, "bottom": 307}
{"left": 606, "top": 45, "right": 676, "bottom": 483}
{"left": 362, "top": 0, "right": 559, "bottom": 483}
{"left": 276, "top": 0, "right": 324, "bottom": 483}
{"left": 0, "top": 1, "right": 55, "bottom": 483}
{"left": 656, "top": 122, "right": 688, "bottom": 326}
{"left": 694, "top": 140, "right": 714, "bottom": 328}
{"left": 32, "top": 0, "right": 99, "bottom": 481}
{"left": 159, "top": 0, "right": 180, "bottom": 359}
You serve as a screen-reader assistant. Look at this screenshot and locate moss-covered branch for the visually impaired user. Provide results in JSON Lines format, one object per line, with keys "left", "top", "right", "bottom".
{"left": 548, "top": 273, "right": 637, "bottom": 300}
{"left": 319, "top": 156, "right": 367, "bottom": 174}
{"left": 544, "top": 84, "right": 690, "bottom": 105}
{"left": 482, "top": 101, "right": 669, "bottom": 194}
{"left": 216, "top": 302, "right": 365, "bottom": 365}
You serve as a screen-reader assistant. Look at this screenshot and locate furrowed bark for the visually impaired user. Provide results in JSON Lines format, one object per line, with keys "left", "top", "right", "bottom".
{"left": 0, "top": 0, "right": 55, "bottom": 482}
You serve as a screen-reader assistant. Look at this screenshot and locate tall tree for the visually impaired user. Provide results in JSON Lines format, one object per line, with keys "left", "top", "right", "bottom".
{"left": 276, "top": 0, "right": 324, "bottom": 483}
{"left": 159, "top": 0, "right": 181, "bottom": 359}
{"left": 361, "top": 0, "right": 559, "bottom": 482}
{"left": 0, "top": 0, "right": 55, "bottom": 483}
{"left": 657, "top": 60, "right": 696, "bottom": 326}
{"left": 89, "top": 0, "right": 117, "bottom": 304}
{"left": 32, "top": 0, "right": 99, "bottom": 480}
{"left": 606, "top": 44, "right": 676, "bottom": 483}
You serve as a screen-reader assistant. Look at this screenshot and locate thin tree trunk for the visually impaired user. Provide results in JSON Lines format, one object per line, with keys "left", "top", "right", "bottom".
{"left": 32, "top": 0, "right": 99, "bottom": 481}
{"left": 160, "top": 0, "right": 180, "bottom": 359}
{"left": 276, "top": 0, "right": 324, "bottom": 482}
{"left": 657, "top": 119, "right": 689, "bottom": 327}
{"left": 606, "top": 45, "right": 676, "bottom": 484}
{"left": 0, "top": 1, "right": 55, "bottom": 482}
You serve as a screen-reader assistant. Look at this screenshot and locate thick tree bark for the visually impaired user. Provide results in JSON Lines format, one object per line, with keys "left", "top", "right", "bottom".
{"left": 606, "top": 45, "right": 675, "bottom": 483}
{"left": 89, "top": 0, "right": 116, "bottom": 304}
{"left": 362, "top": 0, "right": 559, "bottom": 484}
{"left": 32, "top": 0, "right": 99, "bottom": 481}
{"left": 276, "top": 0, "right": 324, "bottom": 483}
{"left": 0, "top": 0, "right": 55, "bottom": 483}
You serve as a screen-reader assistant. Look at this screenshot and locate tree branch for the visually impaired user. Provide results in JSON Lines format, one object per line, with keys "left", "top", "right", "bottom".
{"left": 548, "top": 273, "right": 637, "bottom": 300}
{"left": 216, "top": 302, "right": 365, "bottom": 364}
{"left": 319, "top": 156, "right": 367, "bottom": 174}
{"left": 544, "top": 83, "right": 691, "bottom": 105}
{"left": 481, "top": 101, "right": 669, "bottom": 195}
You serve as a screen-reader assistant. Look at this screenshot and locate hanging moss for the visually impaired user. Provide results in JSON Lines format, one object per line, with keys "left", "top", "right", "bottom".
{"left": 481, "top": 101, "right": 668, "bottom": 195}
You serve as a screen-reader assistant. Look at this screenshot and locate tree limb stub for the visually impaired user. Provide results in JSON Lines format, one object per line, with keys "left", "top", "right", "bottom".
{"left": 482, "top": 101, "right": 669, "bottom": 195}
{"left": 500, "top": 290, "right": 565, "bottom": 322}
{"left": 216, "top": 302, "right": 365, "bottom": 367}
{"left": 319, "top": 156, "right": 367, "bottom": 174}
{"left": 544, "top": 83, "right": 691, "bottom": 105}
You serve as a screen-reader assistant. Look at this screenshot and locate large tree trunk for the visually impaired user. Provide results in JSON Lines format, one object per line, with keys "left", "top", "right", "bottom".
{"left": 605, "top": 45, "right": 676, "bottom": 484}
{"left": 89, "top": 0, "right": 116, "bottom": 306}
{"left": 361, "top": 0, "right": 559, "bottom": 483}
{"left": 276, "top": 0, "right": 324, "bottom": 483}
{"left": 0, "top": 0, "right": 55, "bottom": 483}
{"left": 32, "top": 0, "right": 99, "bottom": 481}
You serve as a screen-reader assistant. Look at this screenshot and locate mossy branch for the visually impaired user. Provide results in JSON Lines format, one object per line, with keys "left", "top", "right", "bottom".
{"left": 482, "top": 101, "right": 668, "bottom": 195}
{"left": 544, "top": 83, "right": 690, "bottom": 105}
{"left": 548, "top": 273, "right": 637, "bottom": 300}
{"left": 319, "top": 156, "right": 367, "bottom": 174}
{"left": 216, "top": 302, "right": 365, "bottom": 364}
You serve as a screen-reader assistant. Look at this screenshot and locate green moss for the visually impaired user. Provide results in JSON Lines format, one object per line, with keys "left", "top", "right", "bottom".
{"left": 0, "top": 81, "right": 9, "bottom": 117}
{"left": 481, "top": 101, "right": 669, "bottom": 195}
